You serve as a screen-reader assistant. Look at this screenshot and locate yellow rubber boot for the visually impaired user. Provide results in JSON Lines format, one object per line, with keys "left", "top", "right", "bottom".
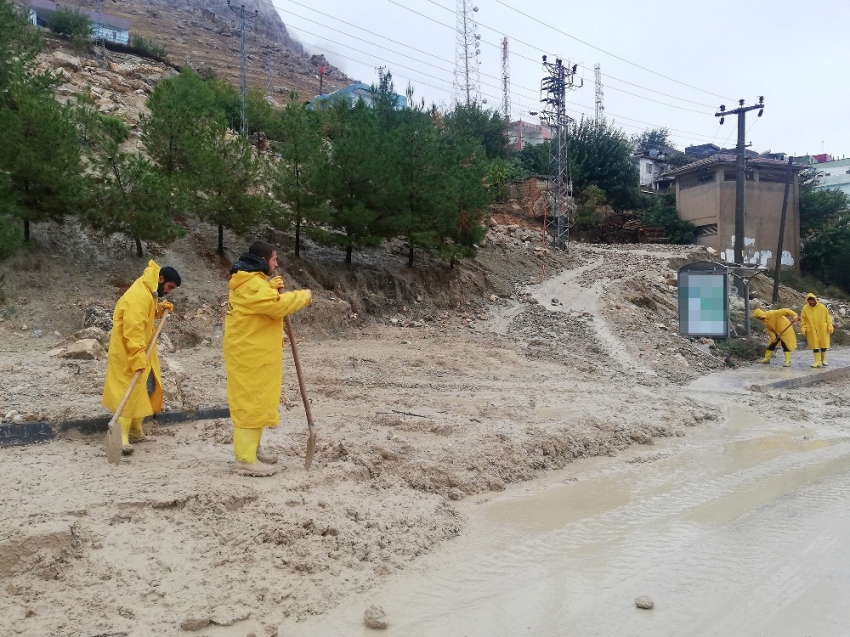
{"left": 821, "top": 351, "right": 828, "bottom": 367}
{"left": 232, "top": 428, "right": 277, "bottom": 476}
{"left": 759, "top": 350, "right": 773, "bottom": 364}
{"left": 233, "top": 427, "right": 262, "bottom": 463}
{"left": 811, "top": 352, "right": 822, "bottom": 368}
{"left": 784, "top": 352, "right": 792, "bottom": 367}
{"left": 118, "top": 417, "right": 135, "bottom": 456}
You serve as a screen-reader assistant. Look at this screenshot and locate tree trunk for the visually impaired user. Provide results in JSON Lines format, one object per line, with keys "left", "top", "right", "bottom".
{"left": 450, "top": 255, "right": 456, "bottom": 270}
{"left": 218, "top": 224, "right": 224, "bottom": 256}
{"left": 408, "top": 244, "right": 414, "bottom": 268}
{"left": 295, "top": 218, "right": 301, "bottom": 258}
{"left": 135, "top": 237, "right": 143, "bottom": 257}
{"left": 23, "top": 220, "right": 30, "bottom": 242}
{"left": 345, "top": 244, "right": 352, "bottom": 264}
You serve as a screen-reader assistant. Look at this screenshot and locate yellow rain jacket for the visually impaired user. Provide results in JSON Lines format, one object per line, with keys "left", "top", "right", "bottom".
{"left": 102, "top": 260, "right": 167, "bottom": 419}
{"left": 800, "top": 293, "right": 834, "bottom": 350}
{"left": 224, "top": 271, "right": 311, "bottom": 429}
{"left": 752, "top": 308, "right": 798, "bottom": 351}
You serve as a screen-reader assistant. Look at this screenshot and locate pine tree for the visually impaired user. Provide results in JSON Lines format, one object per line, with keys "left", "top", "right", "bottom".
{"left": 85, "top": 147, "right": 187, "bottom": 256}
{"left": 270, "top": 93, "right": 325, "bottom": 258}
{"left": 0, "top": 68, "right": 82, "bottom": 241}
{"left": 313, "top": 98, "right": 384, "bottom": 264}
{"left": 188, "top": 126, "right": 268, "bottom": 256}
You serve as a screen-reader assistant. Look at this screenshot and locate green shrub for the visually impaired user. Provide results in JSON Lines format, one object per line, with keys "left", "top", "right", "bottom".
{"left": 638, "top": 190, "right": 697, "bottom": 244}
{"left": 715, "top": 337, "right": 763, "bottom": 361}
{"left": 131, "top": 35, "right": 169, "bottom": 61}
{"left": 0, "top": 215, "right": 24, "bottom": 260}
{"left": 46, "top": 7, "right": 92, "bottom": 48}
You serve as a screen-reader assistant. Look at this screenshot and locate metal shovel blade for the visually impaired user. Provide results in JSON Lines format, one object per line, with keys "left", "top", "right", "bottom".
{"left": 105, "top": 421, "right": 123, "bottom": 465}
{"left": 305, "top": 425, "right": 316, "bottom": 470}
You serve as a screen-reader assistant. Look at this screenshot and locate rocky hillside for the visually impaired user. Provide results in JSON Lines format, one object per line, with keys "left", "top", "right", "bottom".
{"left": 25, "top": 0, "right": 351, "bottom": 99}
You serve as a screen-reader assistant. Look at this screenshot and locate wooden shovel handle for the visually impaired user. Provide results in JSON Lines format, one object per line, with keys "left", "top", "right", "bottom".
{"left": 106, "top": 310, "right": 170, "bottom": 430}
{"left": 285, "top": 314, "right": 314, "bottom": 428}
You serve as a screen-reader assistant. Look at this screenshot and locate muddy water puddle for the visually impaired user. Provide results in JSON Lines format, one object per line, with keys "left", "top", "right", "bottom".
{"left": 284, "top": 406, "right": 850, "bottom": 636}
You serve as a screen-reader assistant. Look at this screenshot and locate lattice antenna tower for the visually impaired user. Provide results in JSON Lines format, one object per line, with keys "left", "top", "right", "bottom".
{"left": 501, "top": 36, "right": 511, "bottom": 121}
{"left": 93, "top": 0, "right": 105, "bottom": 63}
{"left": 454, "top": 1, "right": 482, "bottom": 106}
{"left": 227, "top": 1, "right": 258, "bottom": 137}
{"left": 541, "top": 56, "right": 582, "bottom": 251}
{"left": 594, "top": 63, "right": 604, "bottom": 120}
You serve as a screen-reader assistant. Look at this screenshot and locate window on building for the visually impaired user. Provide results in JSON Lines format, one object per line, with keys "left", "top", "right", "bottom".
{"left": 646, "top": 164, "right": 653, "bottom": 174}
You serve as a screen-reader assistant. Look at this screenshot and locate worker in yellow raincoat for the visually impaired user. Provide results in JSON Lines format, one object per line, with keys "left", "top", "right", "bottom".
{"left": 102, "top": 261, "right": 181, "bottom": 455}
{"left": 752, "top": 307, "right": 799, "bottom": 367}
{"left": 224, "top": 241, "right": 312, "bottom": 476}
{"left": 800, "top": 293, "right": 834, "bottom": 368}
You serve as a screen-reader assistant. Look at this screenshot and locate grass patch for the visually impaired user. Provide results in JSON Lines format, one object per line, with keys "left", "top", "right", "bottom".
{"left": 715, "top": 337, "right": 764, "bottom": 361}
{"left": 766, "top": 269, "right": 850, "bottom": 301}
{"left": 832, "top": 329, "right": 850, "bottom": 347}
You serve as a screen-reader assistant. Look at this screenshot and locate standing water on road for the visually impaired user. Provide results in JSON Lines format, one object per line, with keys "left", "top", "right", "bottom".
{"left": 285, "top": 403, "right": 850, "bottom": 636}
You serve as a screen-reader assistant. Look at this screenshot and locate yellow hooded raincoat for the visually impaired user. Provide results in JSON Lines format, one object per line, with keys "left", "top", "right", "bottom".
{"left": 102, "top": 260, "right": 166, "bottom": 419}
{"left": 224, "top": 272, "right": 311, "bottom": 429}
{"left": 800, "top": 293, "right": 834, "bottom": 350}
{"left": 752, "top": 308, "right": 798, "bottom": 351}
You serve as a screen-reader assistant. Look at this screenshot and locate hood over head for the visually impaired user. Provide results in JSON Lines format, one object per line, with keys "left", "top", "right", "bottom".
{"left": 806, "top": 293, "right": 818, "bottom": 301}
{"left": 752, "top": 308, "right": 767, "bottom": 319}
{"left": 230, "top": 253, "right": 270, "bottom": 276}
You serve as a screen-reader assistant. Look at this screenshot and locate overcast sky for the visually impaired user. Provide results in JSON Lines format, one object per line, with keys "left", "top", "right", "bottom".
{"left": 274, "top": 0, "right": 849, "bottom": 158}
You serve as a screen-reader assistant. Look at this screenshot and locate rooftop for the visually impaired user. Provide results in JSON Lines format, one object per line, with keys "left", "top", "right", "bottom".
{"left": 28, "top": 0, "right": 131, "bottom": 29}
{"left": 663, "top": 153, "right": 808, "bottom": 178}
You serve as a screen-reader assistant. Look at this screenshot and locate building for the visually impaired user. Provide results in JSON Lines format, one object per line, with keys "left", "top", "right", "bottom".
{"left": 685, "top": 143, "right": 758, "bottom": 160}
{"left": 507, "top": 120, "right": 552, "bottom": 152}
{"left": 812, "top": 157, "right": 850, "bottom": 197}
{"left": 28, "top": 0, "right": 130, "bottom": 44}
{"left": 309, "top": 83, "right": 408, "bottom": 110}
{"left": 634, "top": 145, "right": 676, "bottom": 190}
{"left": 663, "top": 154, "right": 807, "bottom": 269}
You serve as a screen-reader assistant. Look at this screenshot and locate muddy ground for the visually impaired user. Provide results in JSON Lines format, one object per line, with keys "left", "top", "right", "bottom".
{"left": 0, "top": 221, "right": 842, "bottom": 636}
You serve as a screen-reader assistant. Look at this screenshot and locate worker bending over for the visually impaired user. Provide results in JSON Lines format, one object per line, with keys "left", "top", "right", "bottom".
{"left": 800, "top": 293, "right": 834, "bottom": 368}
{"left": 752, "top": 307, "right": 799, "bottom": 367}
{"left": 224, "top": 241, "right": 312, "bottom": 476}
{"left": 102, "top": 261, "right": 180, "bottom": 455}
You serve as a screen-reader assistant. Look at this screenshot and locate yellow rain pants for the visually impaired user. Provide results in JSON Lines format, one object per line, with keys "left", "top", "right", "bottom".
{"left": 119, "top": 417, "right": 145, "bottom": 445}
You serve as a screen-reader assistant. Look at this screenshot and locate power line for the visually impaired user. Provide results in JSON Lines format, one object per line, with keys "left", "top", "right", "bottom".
{"left": 490, "top": 0, "right": 733, "bottom": 100}
{"left": 415, "top": 0, "right": 718, "bottom": 109}
{"left": 386, "top": 0, "right": 715, "bottom": 114}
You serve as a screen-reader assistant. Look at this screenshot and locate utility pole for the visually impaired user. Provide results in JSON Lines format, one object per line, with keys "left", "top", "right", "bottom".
{"left": 594, "top": 63, "right": 604, "bottom": 120}
{"left": 715, "top": 97, "right": 764, "bottom": 264}
{"left": 454, "top": 0, "right": 481, "bottom": 105}
{"left": 227, "top": 1, "right": 257, "bottom": 138}
{"left": 541, "top": 56, "right": 582, "bottom": 251}
{"left": 772, "top": 156, "right": 795, "bottom": 304}
{"left": 501, "top": 36, "right": 510, "bottom": 122}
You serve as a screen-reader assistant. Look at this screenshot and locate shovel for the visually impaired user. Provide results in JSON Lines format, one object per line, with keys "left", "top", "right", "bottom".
{"left": 104, "top": 310, "right": 170, "bottom": 465}
{"left": 285, "top": 314, "right": 316, "bottom": 469}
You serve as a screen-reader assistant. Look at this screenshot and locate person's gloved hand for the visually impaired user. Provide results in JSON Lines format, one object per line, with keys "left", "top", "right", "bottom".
{"left": 829, "top": 327, "right": 834, "bottom": 334}
{"left": 304, "top": 289, "right": 313, "bottom": 305}
{"left": 159, "top": 300, "right": 174, "bottom": 313}
{"left": 269, "top": 276, "right": 284, "bottom": 290}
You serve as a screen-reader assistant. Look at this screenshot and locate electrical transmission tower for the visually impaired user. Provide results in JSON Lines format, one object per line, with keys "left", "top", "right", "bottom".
{"left": 715, "top": 97, "right": 765, "bottom": 264}
{"left": 227, "top": 1, "right": 258, "bottom": 137}
{"left": 594, "top": 63, "right": 604, "bottom": 120}
{"left": 454, "top": 0, "right": 481, "bottom": 106}
{"left": 93, "top": 0, "right": 105, "bottom": 65}
{"left": 501, "top": 36, "right": 511, "bottom": 121}
{"left": 541, "top": 56, "right": 582, "bottom": 251}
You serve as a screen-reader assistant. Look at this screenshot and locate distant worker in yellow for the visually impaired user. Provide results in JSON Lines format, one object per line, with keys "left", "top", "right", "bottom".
{"left": 224, "top": 241, "right": 312, "bottom": 476}
{"left": 752, "top": 307, "right": 799, "bottom": 367}
{"left": 800, "top": 293, "right": 834, "bottom": 368}
{"left": 102, "top": 261, "right": 181, "bottom": 455}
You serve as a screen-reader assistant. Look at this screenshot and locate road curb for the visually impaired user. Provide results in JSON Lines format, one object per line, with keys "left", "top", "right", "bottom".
{"left": 0, "top": 406, "right": 230, "bottom": 448}
{"left": 749, "top": 366, "right": 850, "bottom": 392}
